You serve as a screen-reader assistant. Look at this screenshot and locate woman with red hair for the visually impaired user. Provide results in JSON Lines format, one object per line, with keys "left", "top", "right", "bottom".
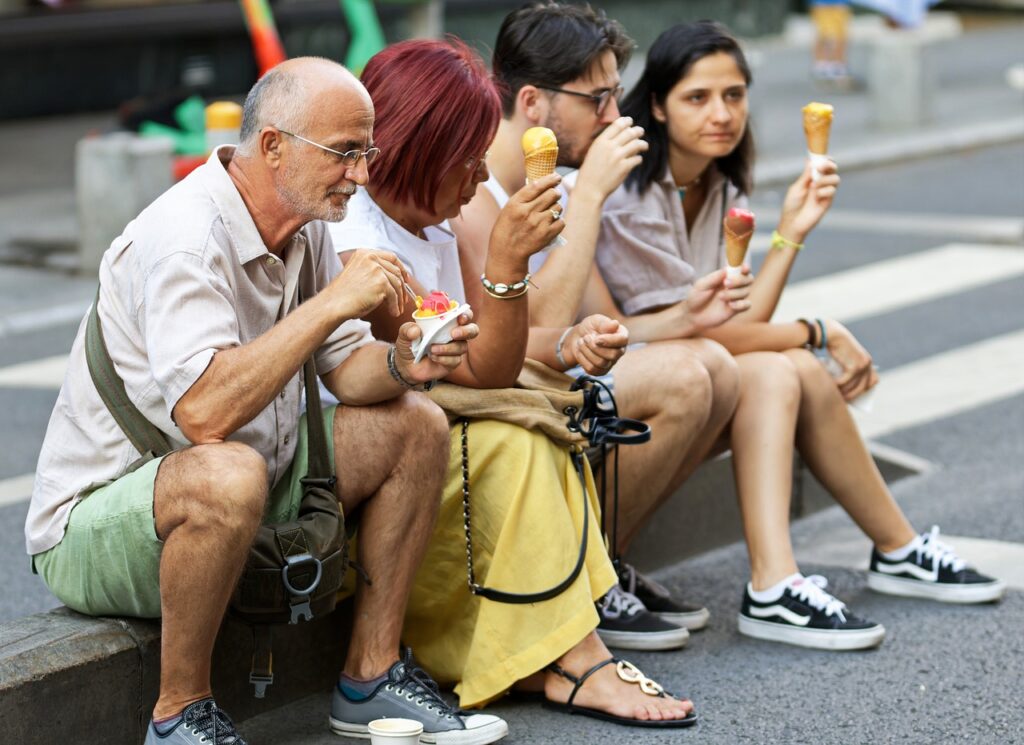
{"left": 326, "top": 38, "right": 697, "bottom": 732}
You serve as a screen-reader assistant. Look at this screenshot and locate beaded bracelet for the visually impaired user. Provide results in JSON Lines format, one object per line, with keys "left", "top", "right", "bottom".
{"left": 387, "top": 343, "right": 434, "bottom": 391}
{"left": 480, "top": 272, "right": 533, "bottom": 300}
{"left": 770, "top": 230, "right": 804, "bottom": 251}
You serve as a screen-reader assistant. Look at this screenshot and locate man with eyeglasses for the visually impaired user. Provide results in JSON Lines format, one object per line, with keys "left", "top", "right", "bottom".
{"left": 26, "top": 57, "right": 500, "bottom": 744}
{"left": 453, "top": 1, "right": 752, "bottom": 655}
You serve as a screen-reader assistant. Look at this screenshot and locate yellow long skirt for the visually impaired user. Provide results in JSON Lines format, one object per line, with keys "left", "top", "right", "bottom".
{"left": 402, "top": 419, "right": 617, "bottom": 709}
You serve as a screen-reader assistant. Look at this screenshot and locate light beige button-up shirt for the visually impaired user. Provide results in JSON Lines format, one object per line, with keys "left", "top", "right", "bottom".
{"left": 596, "top": 166, "right": 747, "bottom": 315}
{"left": 26, "top": 146, "right": 373, "bottom": 555}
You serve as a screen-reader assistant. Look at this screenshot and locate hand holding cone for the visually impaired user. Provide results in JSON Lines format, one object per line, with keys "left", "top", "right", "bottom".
{"left": 522, "top": 127, "right": 558, "bottom": 184}
{"left": 723, "top": 207, "right": 755, "bottom": 277}
{"left": 802, "top": 102, "right": 834, "bottom": 182}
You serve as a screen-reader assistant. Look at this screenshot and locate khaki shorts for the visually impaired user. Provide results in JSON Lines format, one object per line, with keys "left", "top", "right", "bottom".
{"left": 34, "top": 406, "right": 337, "bottom": 618}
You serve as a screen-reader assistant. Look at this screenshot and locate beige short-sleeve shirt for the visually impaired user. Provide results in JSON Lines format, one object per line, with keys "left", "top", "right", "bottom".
{"left": 596, "top": 166, "right": 748, "bottom": 315}
{"left": 25, "top": 146, "right": 373, "bottom": 555}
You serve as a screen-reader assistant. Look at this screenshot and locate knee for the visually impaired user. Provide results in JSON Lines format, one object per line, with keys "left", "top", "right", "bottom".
{"left": 394, "top": 392, "right": 451, "bottom": 463}
{"left": 689, "top": 338, "right": 740, "bottom": 405}
{"left": 667, "top": 352, "right": 714, "bottom": 414}
{"left": 741, "top": 353, "right": 801, "bottom": 409}
{"left": 187, "top": 442, "right": 267, "bottom": 533}
{"left": 788, "top": 348, "right": 842, "bottom": 401}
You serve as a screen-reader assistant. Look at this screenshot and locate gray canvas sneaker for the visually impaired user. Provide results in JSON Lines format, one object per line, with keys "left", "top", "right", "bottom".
{"left": 144, "top": 698, "right": 247, "bottom": 744}
{"left": 330, "top": 649, "right": 508, "bottom": 744}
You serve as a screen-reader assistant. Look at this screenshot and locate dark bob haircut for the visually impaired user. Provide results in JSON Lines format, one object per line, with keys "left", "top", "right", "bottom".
{"left": 492, "top": 1, "right": 634, "bottom": 117}
{"left": 622, "top": 21, "right": 755, "bottom": 196}
{"left": 361, "top": 37, "right": 501, "bottom": 214}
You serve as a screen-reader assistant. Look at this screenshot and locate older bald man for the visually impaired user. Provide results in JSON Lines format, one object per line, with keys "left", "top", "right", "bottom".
{"left": 27, "top": 58, "right": 507, "bottom": 744}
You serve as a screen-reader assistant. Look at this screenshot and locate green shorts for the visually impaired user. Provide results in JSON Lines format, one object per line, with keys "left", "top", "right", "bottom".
{"left": 33, "top": 406, "right": 337, "bottom": 618}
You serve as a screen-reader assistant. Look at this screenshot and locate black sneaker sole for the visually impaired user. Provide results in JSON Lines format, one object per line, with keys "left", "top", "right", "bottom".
{"left": 737, "top": 614, "right": 885, "bottom": 651}
{"left": 596, "top": 625, "right": 689, "bottom": 651}
{"left": 867, "top": 572, "right": 1006, "bottom": 604}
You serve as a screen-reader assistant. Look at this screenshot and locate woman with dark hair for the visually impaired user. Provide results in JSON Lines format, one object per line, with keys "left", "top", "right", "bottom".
{"left": 596, "top": 21, "right": 1004, "bottom": 651}
{"left": 326, "top": 38, "right": 697, "bottom": 731}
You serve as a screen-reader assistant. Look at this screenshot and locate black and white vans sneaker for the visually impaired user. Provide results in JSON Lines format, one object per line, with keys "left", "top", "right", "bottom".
{"left": 617, "top": 562, "right": 710, "bottom": 631}
{"left": 596, "top": 585, "right": 689, "bottom": 651}
{"left": 867, "top": 526, "right": 1006, "bottom": 604}
{"left": 738, "top": 574, "right": 885, "bottom": 651}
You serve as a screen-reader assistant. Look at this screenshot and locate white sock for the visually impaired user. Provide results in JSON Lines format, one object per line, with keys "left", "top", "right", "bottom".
{"left": 880, "top": 533, "right": 921, "bottom": 561}
{"left": 748, "top": 572, "right": 803, "bottom": 602}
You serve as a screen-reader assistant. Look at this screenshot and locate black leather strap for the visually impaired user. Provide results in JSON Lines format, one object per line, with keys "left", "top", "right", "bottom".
{"left": 546, "top": 657, "right": 617, "bottom": 708}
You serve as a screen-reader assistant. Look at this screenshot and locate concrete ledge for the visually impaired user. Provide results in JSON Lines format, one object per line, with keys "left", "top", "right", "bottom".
{"left": 1, "top": 443, "right": 927, "bottom": 742}
{"left": 0, "top": 606, "right": 350, "bottom": 745}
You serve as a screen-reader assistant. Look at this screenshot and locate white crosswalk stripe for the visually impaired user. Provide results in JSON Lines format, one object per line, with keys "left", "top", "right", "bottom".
{"left": 773, "top": 243, "right": 1024, "bottom": 324}
{"left": 0, "top": 354, "right": 68, "bottom": 388}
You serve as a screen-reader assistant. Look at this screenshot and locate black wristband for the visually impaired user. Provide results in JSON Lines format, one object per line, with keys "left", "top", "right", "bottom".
{"left": 796, "top": 318, "right": 817, "bottom": 350}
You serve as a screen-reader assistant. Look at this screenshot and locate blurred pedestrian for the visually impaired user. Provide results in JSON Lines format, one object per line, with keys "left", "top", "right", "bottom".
{"left": 809, "top": 0, "right": 858, "bottom": 89}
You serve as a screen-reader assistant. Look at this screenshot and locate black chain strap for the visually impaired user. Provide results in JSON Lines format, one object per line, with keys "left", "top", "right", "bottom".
{"left": 460, "top": 418, "right": 590, "bottom": 604}
{"left": 459, "top": 375, "right": 651, "bottom": 605}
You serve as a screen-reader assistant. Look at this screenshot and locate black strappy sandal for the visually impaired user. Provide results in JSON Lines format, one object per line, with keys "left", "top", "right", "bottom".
{"left": 542, "top": 657, "right": 698, "bottom": 728}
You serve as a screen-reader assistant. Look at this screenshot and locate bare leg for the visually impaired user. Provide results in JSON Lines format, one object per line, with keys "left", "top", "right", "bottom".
{"left": 610, "top": 339, "right": 739, "bottom": 554}
{"left": 152, "top": 442, "right": 268, "bottom": 719}
{"left": 333, "top": 393, "right": 450, "bottom": 680}
{"left": 544, "top": 631, "right": 693, "bottom": 721}
{"left": 730, "top": 352, "right": 803, "bottom": 590}
{"left": 784, "top": 349, "right": 916, "bottom": 552}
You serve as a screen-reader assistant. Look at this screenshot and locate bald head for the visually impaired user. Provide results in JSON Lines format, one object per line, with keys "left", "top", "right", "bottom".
{"left": 236, "top": 57, "right": 370, "bottom": 156}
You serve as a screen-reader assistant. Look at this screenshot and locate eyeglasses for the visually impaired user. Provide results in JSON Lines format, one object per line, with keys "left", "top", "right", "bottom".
{"left": 536, "top": 85, "right": 624, "bottom": 116}
{"left": 464, "top": 151, "right": 489, "bottom": 171}
{"left": 275, "top": 128, "right": 381, "bottom": 167}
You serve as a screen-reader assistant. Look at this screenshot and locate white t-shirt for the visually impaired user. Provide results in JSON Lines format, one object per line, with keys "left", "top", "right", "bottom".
{"left": 326, "top": 189, "right": 466, "bottom": 301}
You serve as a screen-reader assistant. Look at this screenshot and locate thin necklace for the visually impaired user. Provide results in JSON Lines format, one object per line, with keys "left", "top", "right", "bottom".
{"left": 676, "top": 173, "right": 702, "bottom": 201}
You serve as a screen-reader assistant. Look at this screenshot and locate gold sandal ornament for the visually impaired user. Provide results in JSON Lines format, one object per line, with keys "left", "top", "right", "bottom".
{"left": 615, "top": 660, "right": 664, "bottom": 696}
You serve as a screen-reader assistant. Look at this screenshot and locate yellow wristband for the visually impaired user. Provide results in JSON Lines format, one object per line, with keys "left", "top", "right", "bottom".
{"left": 770, "top": 230, "right": 804, "bottom": 251}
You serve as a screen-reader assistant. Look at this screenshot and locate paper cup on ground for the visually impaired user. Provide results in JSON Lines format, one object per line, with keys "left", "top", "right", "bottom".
{"left": 411, "top": 303, "right": 471, "bottom": 363}
{"left": 368, "top": 717, "right": 424, "bottom": 745}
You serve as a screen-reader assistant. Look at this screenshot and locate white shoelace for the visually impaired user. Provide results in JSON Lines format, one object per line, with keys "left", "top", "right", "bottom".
{"left": 599, "top": 584, "right": 646, "bottom": 620}
{"left": 916, "top": 525, "right": 967, "bottom": 573}
{"left": 790, "top": 575, "right": 848, "bottom": 623}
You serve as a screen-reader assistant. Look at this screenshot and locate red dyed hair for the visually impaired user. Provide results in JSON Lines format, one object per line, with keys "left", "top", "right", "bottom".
{"left": 362, "top": 37, "right": 501, "bottom": 214}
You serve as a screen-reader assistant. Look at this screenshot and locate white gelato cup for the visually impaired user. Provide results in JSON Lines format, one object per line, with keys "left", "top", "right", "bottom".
{"left": 411, "top": 303, "right": 471, "bottom": 363}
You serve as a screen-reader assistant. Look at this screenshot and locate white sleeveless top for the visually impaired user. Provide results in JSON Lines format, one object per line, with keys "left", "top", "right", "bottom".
{"left": 480, "top": 172, "right": 570, "bottom": 275}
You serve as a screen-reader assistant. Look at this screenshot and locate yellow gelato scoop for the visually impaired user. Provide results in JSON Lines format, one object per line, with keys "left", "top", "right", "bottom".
{"left": 802, "top": 102, "right": 834, "bottom": 155}
{"left": 522, "top": 127, "right": 558, "bottom": 183}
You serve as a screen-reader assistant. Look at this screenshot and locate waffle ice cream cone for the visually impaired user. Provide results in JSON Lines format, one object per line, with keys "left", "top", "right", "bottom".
{"left": 802, "top": 102, "right": 834, "bottom": 155}
{"left": 723, "top": 208, "right": 755, "bottom": 277}
{"left": 522, "top": 127, "right": 558, "bottom": 183}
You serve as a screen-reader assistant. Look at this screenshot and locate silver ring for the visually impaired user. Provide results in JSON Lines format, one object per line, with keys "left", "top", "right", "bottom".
{"left": 550, "top": 208, "right": 562, "bottom": 220}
